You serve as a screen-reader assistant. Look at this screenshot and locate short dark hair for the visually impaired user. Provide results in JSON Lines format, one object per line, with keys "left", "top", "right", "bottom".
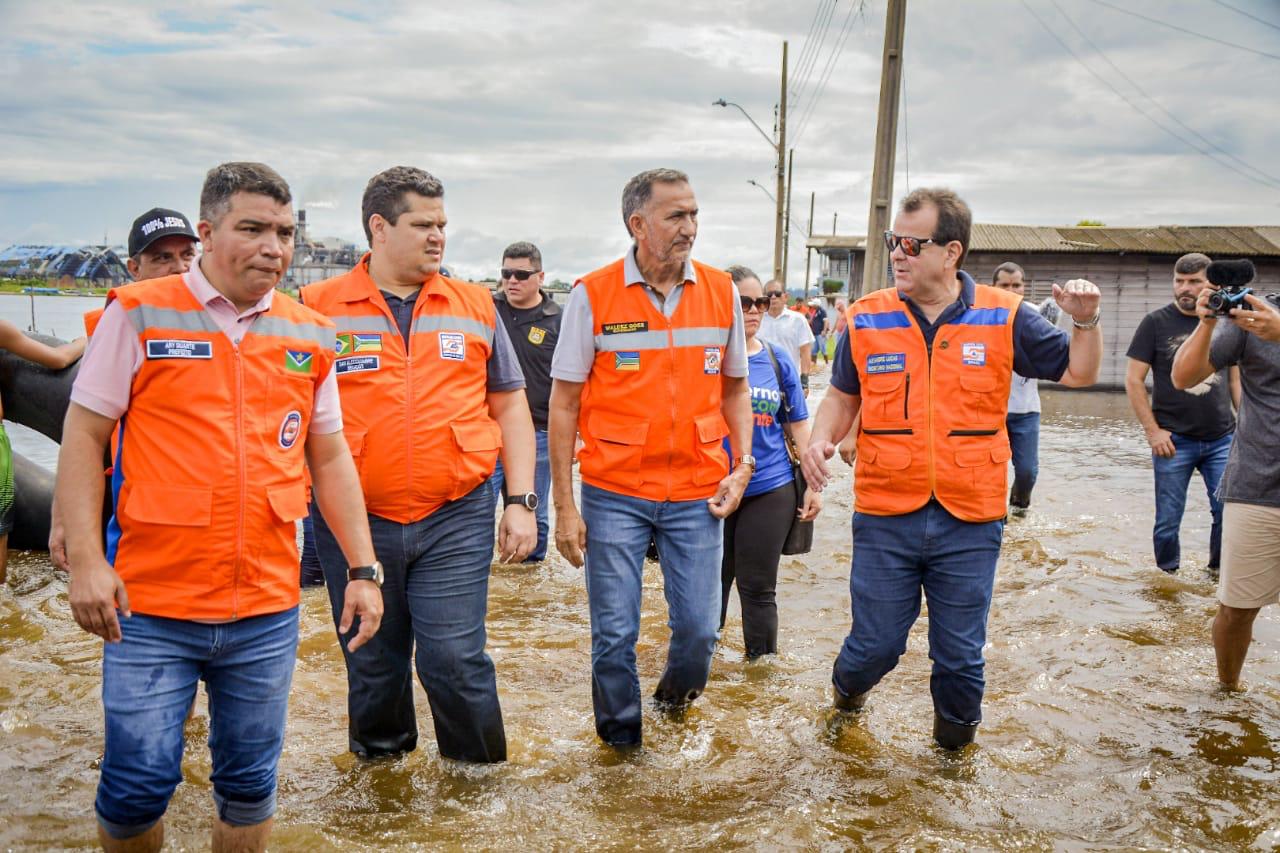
{"left": 992, "top": 261, "right": 1026, "bottom": 284}
{"left": 900, "top": 186, "right": 972, "bottom": 266}
{"left": 621, "top": 168, "right": 689, "bottom": 236}
{"left": 502, "top": 241, "right": 542, "bottom": 269}
{"left": 1174, "top": 252, "right": 1211, "bottom": 275}
{"left": 200, "top": 162, "right": 291, "bottom": 224}
{"left": 725, "top": 264, "right": 759, "bottom": 285}
{"left": 361, "top": 166, "right": 444, "bottom": 245}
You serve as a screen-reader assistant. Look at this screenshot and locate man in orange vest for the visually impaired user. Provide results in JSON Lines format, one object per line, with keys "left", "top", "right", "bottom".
{"left": 549, "top": 168, "right": 754, "bottom": 748}
{"left": 301, "top": 166, "right": 537, "bottom": 764}
{"left": 801, "top": 187, "right": 1102, "bottom": 750}
{"left": 56, "top": 162, "right": 383, "bottom": 852}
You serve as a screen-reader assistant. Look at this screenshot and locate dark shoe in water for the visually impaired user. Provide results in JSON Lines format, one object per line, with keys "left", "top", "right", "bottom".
{"left": 933, "top": 713, "right": 978, "bottom": 751}
{"left": 832, "top": 683, "right": 869, "bottom": 713}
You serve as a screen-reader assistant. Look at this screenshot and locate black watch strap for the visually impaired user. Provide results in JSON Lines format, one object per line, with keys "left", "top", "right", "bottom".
{"left": 504, "top": 492, "right": 539, "bottom": 510}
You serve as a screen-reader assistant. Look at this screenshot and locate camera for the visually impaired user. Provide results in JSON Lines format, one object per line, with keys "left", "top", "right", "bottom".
{"left": 1206, "top": 286, "right": 1253, "bottom": 316}
{"left": 1205, "top": 259, "right": 1257, "bottom": 316}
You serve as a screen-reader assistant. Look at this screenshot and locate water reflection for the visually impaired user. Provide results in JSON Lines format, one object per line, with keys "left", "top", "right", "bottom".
{"left": 1, "top": 382, "right": 1278, "bottom": 849}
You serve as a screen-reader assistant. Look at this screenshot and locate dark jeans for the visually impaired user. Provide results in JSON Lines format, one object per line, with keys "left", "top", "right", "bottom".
{"left": 1005, "top": 412, "right": 1040, "bottom": 508}
{"left": 490, "top": 428, "right": 551, "bottom": 561}
{"left": 833, "top": 501, "right": 1004, "bottom": 725}
{"left": 1152, "top": 431, "right": 1232, "bottom": 571}
{"left": 311, "top": 484, "right": 506, "bottom": 762}
{"left": 300, "top": 512, "right": 324, "bottom": 587}
{"left": 720, "top": 481, "right": 797, "bottom": 657}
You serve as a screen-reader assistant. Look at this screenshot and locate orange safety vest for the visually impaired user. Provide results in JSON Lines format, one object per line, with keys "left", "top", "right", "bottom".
{"left": 576, "top": 258, "right": 735, "bottom": 501}
{"left": 301, "top": 255, "right": 501, "bottom": 523}
{"left": 106, "top": 274, "right": 336, "bottom": 620}
{"left": 850, "top": 282, "right": 1021, "bottom": 523}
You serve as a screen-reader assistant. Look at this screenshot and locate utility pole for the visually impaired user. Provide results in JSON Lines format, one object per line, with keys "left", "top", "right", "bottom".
{"left": 861, "top": 0, "right": 907, "bottom": 294}
{"left": 782, "top": 148, "right": 794, "bottom": 284}
{"left": 773, "top": 41, "right": 788, "bottom": 284}
{"left": 803, "top": 191, "right": 815, "bottom": 302}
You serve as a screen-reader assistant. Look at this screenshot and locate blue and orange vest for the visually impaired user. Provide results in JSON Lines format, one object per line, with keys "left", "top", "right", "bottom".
{"left": 106, "top": 274, "right": 335, "bottom": 620}
{"left": 301, "top": 255, "right": 502, "bottom": 523}
{"left": 576, "top": 258, "right": 736, "bottom": 501}
{"left": 850, "top": 283, "right": 1021, "bottom": 522}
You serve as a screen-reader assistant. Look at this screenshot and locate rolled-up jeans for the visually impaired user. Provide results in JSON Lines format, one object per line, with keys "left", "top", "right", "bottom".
{"left": 580, "top": 482, "right": 723, "bottom": 746}
{"left": 311, "top": 483, "right": 506, "bottom": 762}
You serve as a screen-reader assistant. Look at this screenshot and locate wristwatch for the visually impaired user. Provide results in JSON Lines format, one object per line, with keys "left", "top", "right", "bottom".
{"left": 348, "top": 561, "right": 384, "bottom": 587}
{"left": 504, "top": 492, "right": 539, "bottom": 511}
{"left": 734, "top": 454, "right": 757, "bottom": 471}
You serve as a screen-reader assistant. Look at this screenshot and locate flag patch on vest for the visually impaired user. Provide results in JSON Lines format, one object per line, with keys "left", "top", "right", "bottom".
{"left": 615, "top": 351, "right": 640, "bottom": 371}
{"left": 335, "top": 334, "right": 353, "bottom": 356}
{"left": 866, "top": 352, "right": 906, "bottom": 374}
{"left": 278, "top": 410, "right": 302, "bottom": 449}
{"left": 602, "top": 321, "right": 648, "bottom": 335}
{"left": 703, "top": 347, "right": 721, "bottom": 375}
{"left": 439, "top": 332, "right": 466, "bottom": 361}
{"left": 961, "top": 342, "right": 986, "bottom": 366}
{"left": 285, "top": 349, "right": 314, "bottom": 373}
{"left": 336, "top": 355, "right": 380, "bottom": 375}
{"left": 528, "top": 326, "right": 547, "bottom": 345}
{"left": 146, "top": 339, "right": 212, "bottom": 359}
{"left": 353, "top": 333, "right": 382, "bottom": 352}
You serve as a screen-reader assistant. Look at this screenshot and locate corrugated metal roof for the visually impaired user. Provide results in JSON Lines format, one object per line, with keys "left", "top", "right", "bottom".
{"left": 807, "top": 225, "right": 1280, "bottom": 256}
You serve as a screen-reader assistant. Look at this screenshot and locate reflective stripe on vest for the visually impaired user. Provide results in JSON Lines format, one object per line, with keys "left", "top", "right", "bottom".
{"left": 576, "top": 258, "right": 736, "bottom": 502}
{"left": 301, "top": 255, "right": 501, "bottom": 523}
{"left": 851, "top": 282, "right": 1020, "bottom": 523}
{"left": 105, "top": 274, "right": 335, "bottom": 621}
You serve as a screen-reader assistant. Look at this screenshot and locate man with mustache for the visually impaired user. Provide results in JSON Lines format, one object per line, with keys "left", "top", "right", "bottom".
{"left": 1126, "top": 252, "right": 1240, "bottom": 576}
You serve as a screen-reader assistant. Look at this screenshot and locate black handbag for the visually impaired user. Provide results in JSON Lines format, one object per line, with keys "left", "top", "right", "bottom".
{"left": 762, "top": 343, "right": 813, "bottom": 555}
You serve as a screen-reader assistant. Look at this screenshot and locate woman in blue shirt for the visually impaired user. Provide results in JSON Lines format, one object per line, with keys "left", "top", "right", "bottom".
{"left": 721, "top": 267, "right": 822, "bottom": 658}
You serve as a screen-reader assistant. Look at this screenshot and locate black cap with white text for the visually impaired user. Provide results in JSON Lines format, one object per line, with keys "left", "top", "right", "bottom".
{"left": 127, "top": 208, "right": 198, "bottom": 257}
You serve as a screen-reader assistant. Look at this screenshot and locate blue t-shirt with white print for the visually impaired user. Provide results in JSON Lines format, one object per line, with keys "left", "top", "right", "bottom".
{"left": 728, "top": 343, "right": 810, "bottom": 498}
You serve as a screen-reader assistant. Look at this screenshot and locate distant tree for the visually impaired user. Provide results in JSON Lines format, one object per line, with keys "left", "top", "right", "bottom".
{"left": 822, "top": 278, "right": 845, "bottom": 294}
{"left": 1075, "top": 219, "right": 1106, "bottom": 227}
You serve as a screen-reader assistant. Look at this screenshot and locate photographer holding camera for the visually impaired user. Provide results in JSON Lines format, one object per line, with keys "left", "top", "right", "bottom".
{"left": 1172, "top": 262, "right": 1280, "bottom": 690}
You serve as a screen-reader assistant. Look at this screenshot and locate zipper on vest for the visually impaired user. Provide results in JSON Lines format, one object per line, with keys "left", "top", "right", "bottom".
{"left": 232, "top": 345, "right": 245, "bottom": 619}
{"left": 904, "top": 373, "right": 911, "bottom": 420}
{"left": 665, "top": 320, "right": 677, "bottom": 495}
{"left": 949, "top": 429, "right": 998, "bottom": 436}
{"left": 864, "top": 428, "right": 914, "bottom": 435}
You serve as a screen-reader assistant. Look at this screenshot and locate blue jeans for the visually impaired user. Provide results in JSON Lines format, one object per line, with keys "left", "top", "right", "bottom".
{"left": 300, "top": 512, "right": 325, "bottom": 586}
{"left": 490, "top": 428, "right": 550, "bottom": 561}
{"left": 1152, "top": 431, "right": 1232, "bottom": 571}
{"left": 96, "top": 607, "right": 299, "bottom": 839}
{"left": 833, "top": 502, "right": 1004, "bottom": 726}
{"left": 311, "top": 483, "right": 505, "bottom": 762}
{"left": 580, "top": 482, "right": 723, "bottom": 746}
{"left": 1005, "top": 412, "right": 1040, "bottom": 508}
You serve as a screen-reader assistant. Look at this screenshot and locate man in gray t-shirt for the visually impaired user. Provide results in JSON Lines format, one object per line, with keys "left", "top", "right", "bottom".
{"left": 1171, "top": 285, "right": 1280, "bottom": 691}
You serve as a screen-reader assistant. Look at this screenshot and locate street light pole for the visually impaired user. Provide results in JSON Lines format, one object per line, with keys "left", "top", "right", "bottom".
{"left": 861, "top": 0, "right": 907, "bottom": 294}
{"left": 783, "top": 148, "right": 794, "bottom": 284}
{"left": 773, "top": 41, "right": 788, "bottom": 284}
{"left": 803, "top": 191, "right": 815, "bottom": 302}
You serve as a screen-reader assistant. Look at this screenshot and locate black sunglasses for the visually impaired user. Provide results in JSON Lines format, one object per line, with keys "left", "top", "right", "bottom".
{"left": 501, "top": 268, "right": 540, "bottom": 281}
{"left": 740, "top": 295, "right": 770, "bottom": 311}
{"left": 765, "top": 290, "right": 785, "bottom": 298}
{"left": 883, "top": 231, "right": 941, "bottom": 257}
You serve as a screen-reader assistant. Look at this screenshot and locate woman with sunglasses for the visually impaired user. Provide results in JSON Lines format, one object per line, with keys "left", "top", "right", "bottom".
{"left": 720, "top": 266, "right": 822, "bottom": 658}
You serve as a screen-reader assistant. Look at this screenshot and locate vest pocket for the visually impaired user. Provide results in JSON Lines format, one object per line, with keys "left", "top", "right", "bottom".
{"left": 692, "top": 412, "right": 731, "bottom": 485}
{"left": 587, "top": 411, "right": 648, "bottom": 489}
{"left": 855, "top": 445, "right": 914, "bottom": 502}
{"left": 450, "top": 420, "right": 503, "bottom": 452}
{"left": 343, "top": 427, "right": 367, "bottom": 483}
{"left": 952, "top": 445, "right": 1012, "bottom": 495}
{"left": 957, "top": 371, "right": 1002, "bottom": 428}
{"left": 122, "top": 482, "right": 213, "bottom": 527}
{"left": 863, "top": 372, "right": 909, "bottom": 429}
{"left": 267, "top": 483, "right": 309, "bottom": 523}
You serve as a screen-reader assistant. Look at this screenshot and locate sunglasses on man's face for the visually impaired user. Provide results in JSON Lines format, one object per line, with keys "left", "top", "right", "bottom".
{"left": 501, "top": 268, "right": 540, "bottom": 281}
{"left": 740, "top": 295, "right": 771, "bottom": 312}
{"left": 883, "top": 231, "right": 941, "bottom": 257}
{"left": 765, "top": 291, "right": 785, "bottom": 299}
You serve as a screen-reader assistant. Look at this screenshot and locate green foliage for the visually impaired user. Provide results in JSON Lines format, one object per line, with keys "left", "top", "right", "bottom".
{"left": 1075, "top": 219, "right": 1106, "bottom": 227}
{"left": 821, "top": 278, "right": 844, "bottom": 294}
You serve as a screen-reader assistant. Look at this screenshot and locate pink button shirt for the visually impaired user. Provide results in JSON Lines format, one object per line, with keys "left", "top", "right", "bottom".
{"left": 71, "top": 260, "right": 343, "bottom": 433}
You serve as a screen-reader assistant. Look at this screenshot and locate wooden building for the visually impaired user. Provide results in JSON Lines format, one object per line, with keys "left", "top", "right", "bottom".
{"left": 806, "top": 225, "right": 1280, "bottom": 389}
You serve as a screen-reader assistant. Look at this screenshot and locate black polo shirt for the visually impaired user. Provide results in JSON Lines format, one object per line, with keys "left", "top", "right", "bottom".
{"left": 494, "top": 289, "right": 561, "bottom": 429}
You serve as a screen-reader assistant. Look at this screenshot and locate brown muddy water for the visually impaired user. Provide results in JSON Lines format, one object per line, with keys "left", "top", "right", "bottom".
{"left": 2, "top": 381, "right": 1278, "bottom": 850}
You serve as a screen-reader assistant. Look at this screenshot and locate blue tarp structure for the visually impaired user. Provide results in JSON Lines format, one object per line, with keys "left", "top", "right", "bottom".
{"left": 0, "top": 244, "right": 129, "bottom": 285}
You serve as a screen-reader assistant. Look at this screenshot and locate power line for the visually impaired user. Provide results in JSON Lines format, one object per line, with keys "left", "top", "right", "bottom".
{"left": 1048, "top": 0, "right": 1280, "bottom": 188}
{"left": 901, "top": 59, "right": 910, "bottom": 192}
{"left": 791, "top": 0, "right": 864, "bottom": 146}
{"left": 790, "top": 0, "right": 839, "bottom": 109}
{"left": 1021, "top": 0, "right": 1280, "bottom": 190}
{"left": 790, "top": 0, "right": 835, "bottom": 99}
{"left": 1211, "top": 0, "right": 1280, "bottom": 33}
{"left": 1086, "top": 0, "right": 1280, "bottom": 61}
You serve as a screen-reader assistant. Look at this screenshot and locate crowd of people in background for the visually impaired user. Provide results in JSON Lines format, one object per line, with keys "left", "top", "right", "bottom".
{"left": 0, "top": 161, "right": 1277, "bottom": 852}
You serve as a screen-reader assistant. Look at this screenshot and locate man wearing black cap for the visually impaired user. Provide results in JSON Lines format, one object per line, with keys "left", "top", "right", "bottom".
{"left": 126, "top": 207, "right": 199, "bottom": 282}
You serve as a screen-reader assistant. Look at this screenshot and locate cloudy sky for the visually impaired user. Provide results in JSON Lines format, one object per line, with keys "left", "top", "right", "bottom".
{"left": 2, "top": 0, "right": 1277, "bottom": 286}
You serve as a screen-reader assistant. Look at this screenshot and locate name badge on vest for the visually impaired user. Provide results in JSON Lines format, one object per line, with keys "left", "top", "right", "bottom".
{"left": 336, "top": 355, "right": 380, "bottom": 375}
{"left": 703, "top": 346, "right": 721, "bottom": 375}
{"left": 866, "top": 352, "right": 906, "bottom": 374}
{"left": 962, "top": 342, "right": 986, "bottom": 366}
{"left": 439, "top": 332, "right": 466, "bottom": 361}
{"left": 146, "top": 339, "right": 212, "bottom": 359}
{"left": 602, "top": 321, "right": 648, "bottom": 335}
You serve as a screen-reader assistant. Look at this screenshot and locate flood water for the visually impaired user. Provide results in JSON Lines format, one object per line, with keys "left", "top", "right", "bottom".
{"left": 2, "top": 295, "right": 1279, "bottom": 850}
